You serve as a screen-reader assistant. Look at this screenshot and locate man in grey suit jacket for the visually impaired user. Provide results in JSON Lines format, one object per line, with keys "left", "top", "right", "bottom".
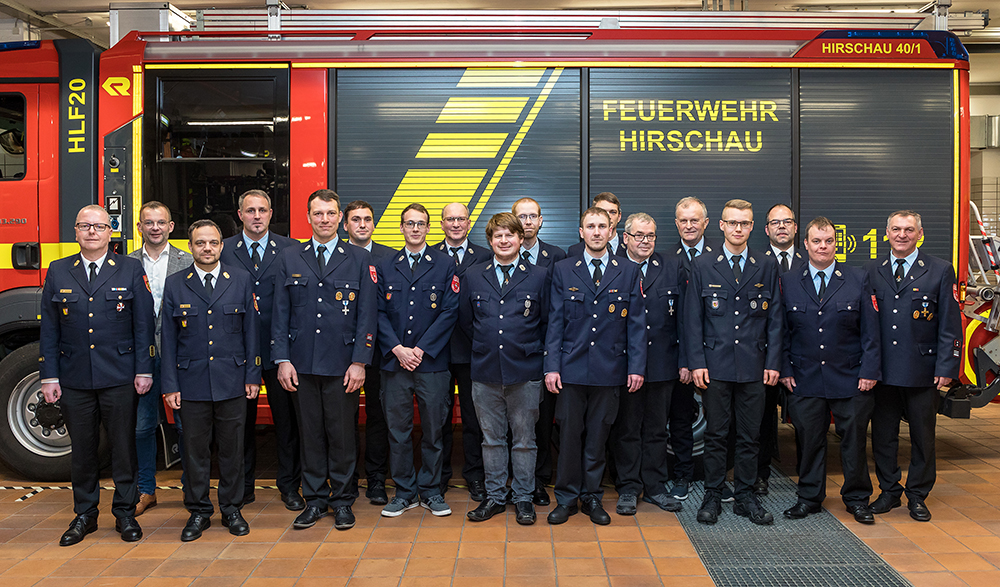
{"left": 129, "top": 201, "right": 191, "bottom": 515}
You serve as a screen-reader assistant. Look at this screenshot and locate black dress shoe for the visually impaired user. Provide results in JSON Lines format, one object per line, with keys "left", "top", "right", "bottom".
{"left": 546, "top": 503, "right": 578, "bottom": 525}
{"left": 467, "top": 499, "right": 506, "bottom": 522}
{"left": 870, "top": 494, "right": 902, "bottom": 514}
{"left": 181, "top": 514, "right": 212, "bottom": 542}
{"left": 293, "top": 505, "right": 328, "bottom": 529}
{"left": 515, "top": 501, "right": 536, "bottom": 525}
{"left": 333, "top": 506, "right": 355, "bottom": 530}
{"left": 468, "top": 480, "right": 487, "bottom": 502}
{"left": 783, "top": 502, "right": 822, "bottom": 520}
{"left": 908, "top": 498, "right": 932, "bottom": 522}
{"left": 753, "top": 477, "right": 770, "bottom": 496}
{"left": 532, "top": 484, "right": 551, "bottom": 506}
{"left": 222, "top": 511, "right": 250, "bottom": 536}
{"left": 581, "top": 497, "right": 611, "bottom": 525}
{"left": 366, "top": 481, "right": 389, "bottom": 506}
{"left": 115, "top": 516, "right": 143, "bottom": 542}
{"left": 847, "top": 504, "right": 875, "bottom": 524}
{"left": 60, "top": 514, "right": 97, "bottom": 547}
{"left": 281, "top": 491, "right": 306, "bottom": 511}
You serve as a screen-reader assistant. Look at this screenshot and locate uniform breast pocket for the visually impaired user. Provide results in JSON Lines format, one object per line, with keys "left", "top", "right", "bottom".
{"left": 285, "top": 276, "right": 309, "bottom": 307}
{"left": 658, "top": 286, "right": 680, "bottom": 321}
{"left": 106, "top": 290, "right": 134, "bottom": 321}
{"left": 564, "top": 293, "right": 584, "bottom": 320}
{"left": 749, "top": 291, "right": 771, "bottom": 317}
{"left": 173, "top": 306, "right": 199, "bottom": 331}
{"left": 423, "top": 284, "right": 444, "bottom": 310}
{"left": 785, "top": 302, "right": 806, "bottom": 328}
{"left": 515, "top": 291, "right": 539, "bottom": 318}
{"left": 52, "top": 293, "right": 79, "bottom": 322}
{"left": 608, "top": 292, "right": 630, "bottom": 320}
{"left": 224, "top": 304, "right": 245, "bottom": 334}
{"left": 472, "top": 291, "right": 492, "bottom": 319}
{"left": 911, "top": 292, "right": 938, "bottom": 322}
{"left": 702, "top": 289, "right": 727, "bottom": 316}
{"left": 333, "top": 280, "right": 360, "bottom": 316}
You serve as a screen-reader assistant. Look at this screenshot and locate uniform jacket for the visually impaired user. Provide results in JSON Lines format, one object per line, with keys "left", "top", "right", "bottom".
{"left": 671, "top": 236, "right": 723, "bottom": 279}
{"left": 635, "top": 251, "right": 686, "bottom": 381}
{"left": 460, "top": 258, "right": 551, "bottom": 385}
{"left": 220, "top": 232, "right": 299, "bottom": 367}
{"left": 762, "top": 247, "right": 807, "bottom": 276}
{"left": 864, "top": 250, "right": 961, "bottom": 387}
{"left": 128, "top": 243, "right": 191, "bottom": 349}
{"left": 544, "top": 252, "right": 647, "bottom": 386}
{"left": 40, "top": 252, "right": 155, "bottom": 389}
{"left": 271, "top": 239, "right": 378, "bottom": 377}
{"left": 160, "top": 263, "right": 261, "bottom": 401}
{"left": 435, "top": 240, "right": 490, "bottom": 364}
{"left": 529, "top": 238, "right": 567, "bottom": 268}
{"left": 780, "top": 263, "right": 881, "bottom": 398}
{"left": 363, "top": 241, "right": 397, "bottom": 264}
{"left": 683, "top": 245, "right": 783, "bottom": 383}
{"left": 377, "top": 245, "right": 459, "bottom": 372}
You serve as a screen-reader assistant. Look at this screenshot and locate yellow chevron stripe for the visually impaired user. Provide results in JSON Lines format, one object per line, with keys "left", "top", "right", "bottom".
{"left": 372, "top": 170, "right": 488, "bottom": 248}
{"left": 415, "top": 133, "right": 508, "bottom": 159}
{"left": 456, "top": 68, "right": 545, "bottom": 88}
{"left": 436, "top": 98, "right": 529, "bottom": 124}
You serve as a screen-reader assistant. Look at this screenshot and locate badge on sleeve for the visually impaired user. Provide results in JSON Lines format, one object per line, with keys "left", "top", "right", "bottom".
{"left": 871, "top": 295, "right": 878, "bottom": 312}
{"left": 953, "top": 283, "right": 960, "bottom": 303}
{"left": 370, "top": 265, "right": 378, "bottom": 283}
{"left": 451, "top": 275, "right": 460, "bottom": 293}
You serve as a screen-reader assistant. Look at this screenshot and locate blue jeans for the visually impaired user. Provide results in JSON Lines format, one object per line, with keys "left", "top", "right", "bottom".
{"left": 472, "top": 380, "right": 541, "bottom": 503}
{"left": 136, "top": 356, "right": 184, "bottom": 494}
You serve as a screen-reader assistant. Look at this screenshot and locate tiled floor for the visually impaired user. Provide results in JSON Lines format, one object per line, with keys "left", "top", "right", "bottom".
{"left": 4, "top": 403, "right": 1000, "bottom": 587}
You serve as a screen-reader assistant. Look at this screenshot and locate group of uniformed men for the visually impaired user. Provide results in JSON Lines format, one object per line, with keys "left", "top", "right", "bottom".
{"left": 41, "top": 188, "right": 961, "bottom": 547}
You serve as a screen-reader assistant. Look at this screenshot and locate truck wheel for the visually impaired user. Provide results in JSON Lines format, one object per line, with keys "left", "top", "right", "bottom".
{"left": 0, "top": 343, "right": 109, "bottom": 481}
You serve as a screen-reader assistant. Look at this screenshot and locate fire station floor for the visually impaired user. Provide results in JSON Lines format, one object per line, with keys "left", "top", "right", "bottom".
{"left": 3, "top": 404, "right": 1000, "bottom": 587}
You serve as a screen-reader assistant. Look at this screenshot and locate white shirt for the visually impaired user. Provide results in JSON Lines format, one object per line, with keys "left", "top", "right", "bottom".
{"left": 80, "top": 252, "right": 108, "bottom": 276}
{"left": 194, "top": 263, "right": 222, "bottom": 290}
{"left": 141, "top": 245, "right": 170, "bottom": 316}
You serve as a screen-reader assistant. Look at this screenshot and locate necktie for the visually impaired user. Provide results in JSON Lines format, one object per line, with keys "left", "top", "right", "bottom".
{"left": 410, "top": 253, "right": 420, "bottom": 274}
{"left": 780, "top": 251, "right": 790, "bottom": 273}
{"left": 591, "top": 259, "right": 603, "bottom": 287}
{"left": 450, "top": 246, "right": 461, "bottom": 266}
{"left": 688, "top": 248, "right": 697, "bottom": 261}
{"left": 732, "top": 255, "right": 742, "bottom": 283}
{"left": 521, "top": 251, "right": 532, "bottom": 264}
{"left": 500, "top": 264, "right": 513, "bottom": 289}
{"left": 894, "top": 259, "right": 906, "bottom": 283}
{"left": 204, "top": 273, "right": 214, "bottom": 297}
{"left": 316, "top": 244, "right": 327, "bottom": 274}
{"left": 88, "top": 262, "right": 97, "bottom": 283}
{"left": 817, "top": 270, "right": 826, "bottom": 299}
{"left": 640, "top": 260, "right": 647, "bottom": 277}
{"left": 251, "top": 242, "right": 262, "bottom": 269}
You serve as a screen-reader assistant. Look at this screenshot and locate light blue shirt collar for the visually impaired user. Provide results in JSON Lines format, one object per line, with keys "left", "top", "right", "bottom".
{"left": 608, "top": 232, "right": 620, "bottom": 253}
{"left": 493, "top": 256, "right": 517, "bottom": 287}
{"left": 809, "top": 260, "right": 835, "bottom": 294}
{"left": 892, "top": 248, "right": 919, "bottom": 277}
{"left": 243, "top": 231, "right": 269, "bottom": 256}
{"left": 722, "top": 244, "right": 747, "bottom": 266}
{"left": 584, "top": 249, "right": 610, "bottom": 279}
{"left": 405, "top": 245, "right": 426, "bottom": 267}
{"left": 684, "top": 237, "right": 705, "bottom": 257}
{"left": 311, "top": 237, "right": 338, "bottom": 263}
{"left": 521, "top": 240, "right": 540, "bottom": 264}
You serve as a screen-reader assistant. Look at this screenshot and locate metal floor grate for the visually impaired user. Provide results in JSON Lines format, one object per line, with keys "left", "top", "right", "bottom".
{"left": 675, "top": 470, "right": 912, "bottom": 586}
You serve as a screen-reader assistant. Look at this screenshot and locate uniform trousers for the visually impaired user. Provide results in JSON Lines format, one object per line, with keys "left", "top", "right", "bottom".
{"left": 872, "top": 383, "right": 938, "bottom": 500}
{"left": 668, "top": 382, "right": 697, "bottom": 481}
{"left": 442, "top": 363, "right": 485, "bottom": 488}
{"left": 702, "top": 379, "right": 765, "bottom": 500}
{"left": 296, "top": 373, "right": 360, "bottom": 509}
{"left": 535, "top": 390, "right": 558, "bottom": 487}
{"left": 610, "top": 380, "right": 675, "bottom": 497}
{"left": 181, "top": 396, "right": 245, "bottom": 516}
{"left": 245, "top": 367, "right": 301, "bottom": 498}
{"left": 472, "top": 380, "right": 542, "bottom": 503}
{"left": 61, "top": 383, "right": 139, "bottom": 519}
{"left": 382, "top": 370, "right": 451, "bottom": 501}
{"left": 787, "top": 392, "right": 874, "bottom": 507}
{"left": 360, "top": 365, "right": 389, "bottom": 483}
{"left": 757, "top": 384, "right": 782, "bottom": 481}
{"left": 554, "top": 384, "right": 620, "bottom": 505}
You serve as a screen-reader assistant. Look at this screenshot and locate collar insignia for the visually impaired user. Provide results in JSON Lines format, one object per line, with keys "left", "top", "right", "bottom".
{"left": 652, "top": 259, "right": 659, "bottom": 266}
{"left": 107, "top": 259, "right": 115, "bottom": 266}
{"left": 73, "top": 259, "right": 80, "bottom": 266}
{"left": 575, "top": 260, "right": 582, "bottom": 266}
{"left": 542, "top": 250, "right": 549, "bottom": 257}
{"left": 222, "top": 272, "right": 230, "bottom": 279}
{"left": 519, "top": 264, "right": 526, "bottom": 271}
{"left": 186, "top": 273, "right": 194, "bottom": 279}
{"left": 717, "top": 255, "right": 724, "bottom": 262}
{"left": 611, "top": 259, "right": 618, "bottom": 266}
{"left": 835, "top": 270, "right": 842, "bottom": 277}
{"left": 918, "top": 260, "right": 925, "bottom": 267}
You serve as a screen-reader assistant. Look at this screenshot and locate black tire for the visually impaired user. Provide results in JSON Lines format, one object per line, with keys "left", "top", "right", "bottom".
{"left": 0, "top": 343, "right": 110, "bottom": 481}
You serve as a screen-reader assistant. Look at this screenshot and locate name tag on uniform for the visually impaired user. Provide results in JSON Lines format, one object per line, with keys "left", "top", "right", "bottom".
{"left": 180, "top": 304, "right": 191, "bottom": 308}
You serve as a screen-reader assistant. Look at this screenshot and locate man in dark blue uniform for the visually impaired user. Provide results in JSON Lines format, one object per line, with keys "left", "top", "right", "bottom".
{"left": 436, "top": 202, "right": 491, "bottom": 501}
{"left": 41, "top": 204, "right": 154, "bottom": 546}
{"left": 609, "top": 213, "right": 685, "bottom": 515}
{"left": 545, "top": 207, "right": 647, "bottom": 526}
{"left": 271, "top": 190, "right": 378, "bottom": 531}
{"left": 779, "top": 217, "right": 880, "bottom": 524}
{"left": 756, "top": 203, "right": 808, "bottom": 496}
{"left": 221, "top": 189, "right": 302, "bottom": 510}
{"left": 162, "top": 220, "right": 261, "bottom": 541}
{"left": 667, "top": 196, "right": 722, "bottom": 501}
{"left": 685, "top": 199, "right": 783, "bottom": 526}
{"left": 462, "top": 213, "right": 550, "bottom": 525}
{"left": 568, "top": 192, "right": 626, "bottom": 257}
{"left": 377, "top": 203, "right": 460, "bottom": 517}
{"left": 865, "top": 210, "right": 961, "bottom": 522}
{"left": 512, "top": 197, "right": 566, "bottom": 506}
{"left": 343, "top": 200, "right": 396, "bottom": 506}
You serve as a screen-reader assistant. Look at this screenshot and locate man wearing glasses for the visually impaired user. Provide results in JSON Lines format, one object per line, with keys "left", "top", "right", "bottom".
{"left": 377, "top": 204, "right": 460, "bottom": 517}
{"left": 41, "top": 205, "right": 155, "bottom": 546}
{"left": 128, "top": 201, "right": 191, "bottom": 517}
{"left": 512, "top": 197, "right": 566, "bottom": 506}
{"left": 609, "top": 213, "right": 685, "bottom": 515}
{"left": 435, "top": 203, "right": 490, "bottom": 501}
{"left": 755, "top": 204, "right": 807, "bottom": 497}
{"left": 684, "top": 199, "right": 783, "bottom": 526}
{"left": 569, "top": 192, "right": 626, "bottom": 257}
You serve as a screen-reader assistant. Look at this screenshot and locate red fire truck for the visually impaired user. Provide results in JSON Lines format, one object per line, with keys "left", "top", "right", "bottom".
{"left": 0, "top": 10, "right": 984, "bottom": 480}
